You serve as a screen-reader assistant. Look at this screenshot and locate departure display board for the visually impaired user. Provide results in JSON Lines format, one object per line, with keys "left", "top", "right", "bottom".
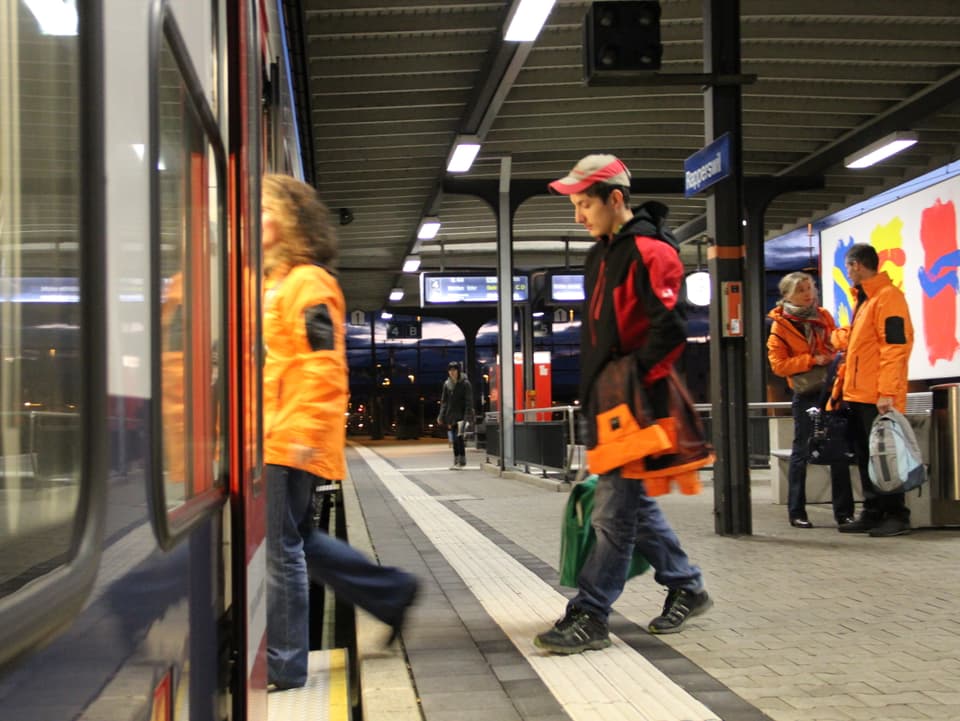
{"left": 421, "top": 273, "right": 529, "bottom": 305}
{"left": 549, "top": 273, "right": 584, "bottom": 302}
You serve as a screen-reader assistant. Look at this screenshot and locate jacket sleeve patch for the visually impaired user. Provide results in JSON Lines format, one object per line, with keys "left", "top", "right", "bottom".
{"left": 884, "top": 316, "right": 907, "bottom": 344}
{"left": 305, "top": 304, "right": 335, "bottom": 351}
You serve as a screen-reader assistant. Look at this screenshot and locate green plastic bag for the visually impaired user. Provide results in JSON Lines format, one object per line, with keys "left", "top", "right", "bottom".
{"left": 559, "top": 475, "right": 651, "bottom": 588}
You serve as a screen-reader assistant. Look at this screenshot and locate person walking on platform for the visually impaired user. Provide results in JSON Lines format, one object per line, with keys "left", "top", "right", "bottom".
{"left": 534, "top": 154, "right": 712, "bottom": 655}
{"left": 833, "top": 243, "right": 914, "bottom": 537}
{"left": 262, "top": 174, "right": 418, "bottom": 689}
{"left": 437, "top": 360, "right": 473, "bottom": 470}
{"left": 767, "top": 271, "right": 854, "bottom": 528}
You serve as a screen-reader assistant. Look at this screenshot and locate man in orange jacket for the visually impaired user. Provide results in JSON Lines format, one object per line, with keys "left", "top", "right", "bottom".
{"left": 262, "top": 175, "right": 418, "bottom": 689}
{"left": 833, "top": 243, "right": 914, "bottom": 537}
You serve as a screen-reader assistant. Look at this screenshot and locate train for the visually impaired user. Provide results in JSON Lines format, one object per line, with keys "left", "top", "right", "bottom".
{"left": 0, "top": 1, "right": 296, "bottom": 719}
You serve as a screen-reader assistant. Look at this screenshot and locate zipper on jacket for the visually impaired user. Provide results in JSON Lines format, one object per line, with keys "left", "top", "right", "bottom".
{"left": 589, "top": 257, "right": 607, "bottom": 347}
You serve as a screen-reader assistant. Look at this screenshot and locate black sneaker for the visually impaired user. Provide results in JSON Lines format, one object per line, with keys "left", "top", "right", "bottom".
{"left": 534, "top": 607, "right": 610, "bottom": 654}
{"left": 868, "top": 517, "right": 911, "bottom": 537}
{"left": 648, "top": 588, "right": 713, "bottom": 634}
{"left": 838, "top": 515, "right": 880, "bottom": 533}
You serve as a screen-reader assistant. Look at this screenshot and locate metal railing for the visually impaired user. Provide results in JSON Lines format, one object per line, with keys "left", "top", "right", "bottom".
{"left": 484, "top": 392, "right": 935, "bottom": 480}
{"left": 484, "top": 405, "right": 582, "bottom": 479}
{"left": 0, "top": 410, "right": 81, "bottom": 481}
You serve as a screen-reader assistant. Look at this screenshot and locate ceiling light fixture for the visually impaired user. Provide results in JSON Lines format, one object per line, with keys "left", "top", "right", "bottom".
{"left": 389, "top": 287, "right": 405, "bottom": 302}
{"left": 25, "top": 0, "right": 78, "bottom": 36}
{"left": 417, "top": 217, "right": 441, "bottom": 240}
{"left": 402, "top": 256, "right": 421, "bottom": 273}
{"left": 446, "top": 135, "right": 481, "bottom": 173}
{"left": 844, "top": 131, "right": 918, "bottom": 169}
{"left": 504, "top": 0, "right": 556, "bottom": 42}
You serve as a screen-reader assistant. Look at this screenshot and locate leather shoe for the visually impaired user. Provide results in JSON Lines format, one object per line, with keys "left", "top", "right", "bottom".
{"left": 836, "top": 516, "right": 855, "bottom": 526}
{"left": 838, "top": 516, "right": 879, "bottom": 533}
{"left": 868, "top": 517, "right": 911, "bottom": 537}
{"left": 789, "top": 518, "right": 813, "bottom": 529}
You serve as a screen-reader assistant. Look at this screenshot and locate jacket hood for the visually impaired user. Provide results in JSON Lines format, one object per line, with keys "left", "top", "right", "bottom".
{"left": 612, "top": 201, "right": 679, "bottom": 252}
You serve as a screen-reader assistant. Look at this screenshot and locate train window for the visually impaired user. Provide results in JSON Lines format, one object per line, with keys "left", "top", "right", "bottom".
{"left": 0, "top": 2, "right": 83, "bottom": 597}
{"left": 0, "top": 0, "right": 106, "bottom": 666}
{"left": 149, "top": 4, "right": 228, "bottom": 547}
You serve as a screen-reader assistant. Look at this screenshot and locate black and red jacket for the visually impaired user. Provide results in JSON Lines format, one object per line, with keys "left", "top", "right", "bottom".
{"left": 579, "top": 201, "right": 687, "bottom": 405}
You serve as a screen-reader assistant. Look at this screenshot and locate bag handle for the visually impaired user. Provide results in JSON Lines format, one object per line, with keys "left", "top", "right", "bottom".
{"left": 815, "top": 353, "right": 844, "bottom": 410}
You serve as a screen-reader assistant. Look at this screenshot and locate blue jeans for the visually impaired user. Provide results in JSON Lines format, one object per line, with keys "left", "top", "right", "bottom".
{"left": 789, "top": 393, "right": 855, "bottom": 521}
{"left": 569, "top": 469, "right": 703, "bottom": 621}
{"left": 266, "top": 464, "right": 417, "bottom": 688}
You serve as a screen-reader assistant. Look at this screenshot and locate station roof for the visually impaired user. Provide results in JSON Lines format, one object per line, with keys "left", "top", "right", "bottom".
{"left": 288, "top": 1, "right": 960, "bottom": 311}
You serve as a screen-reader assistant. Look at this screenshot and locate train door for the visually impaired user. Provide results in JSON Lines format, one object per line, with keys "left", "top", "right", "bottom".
{"left": 227, "top": 0, "right": 268, "bottom": 719}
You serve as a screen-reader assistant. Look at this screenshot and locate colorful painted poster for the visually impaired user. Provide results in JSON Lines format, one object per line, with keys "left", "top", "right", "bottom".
{"left": 820, "top": 173, "right": 960, "bottom": 381}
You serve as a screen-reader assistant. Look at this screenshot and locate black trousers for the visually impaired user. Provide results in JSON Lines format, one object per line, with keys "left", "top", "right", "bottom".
{"left": 846, "top": 401, "right": 909, "bottom": 521}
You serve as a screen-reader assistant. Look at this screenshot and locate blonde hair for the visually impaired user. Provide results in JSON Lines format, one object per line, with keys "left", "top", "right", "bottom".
{"left": 262, "top": 174, "right": 338, "bottom": 268}
{"left": 778, "top": 271, "right": 815, "bottom": 300}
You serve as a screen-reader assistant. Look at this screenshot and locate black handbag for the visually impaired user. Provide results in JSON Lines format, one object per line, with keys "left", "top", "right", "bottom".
{"left": 806, "top": 354, "right": 856, "bottom": 465}
{"left": 806, "top": 404, "right": 856, "bottom": 465}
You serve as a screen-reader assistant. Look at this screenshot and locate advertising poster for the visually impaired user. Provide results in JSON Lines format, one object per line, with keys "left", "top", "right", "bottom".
{"left": 820, "top": 173, "right": 960, "bottom": 381}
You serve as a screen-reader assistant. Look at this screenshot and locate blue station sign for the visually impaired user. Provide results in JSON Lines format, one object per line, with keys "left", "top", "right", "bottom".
{"left": 684, "top": 132, "right": 731, "bottom": 197}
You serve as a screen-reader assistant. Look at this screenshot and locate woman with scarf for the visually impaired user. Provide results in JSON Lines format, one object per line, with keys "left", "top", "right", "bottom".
{"left": 767, "top": 272, "right": 854, "bottom": 529}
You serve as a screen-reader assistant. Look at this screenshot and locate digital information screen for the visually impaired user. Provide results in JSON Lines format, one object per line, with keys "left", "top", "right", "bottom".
{"left": 422, "top": 273, "right": 529, "bottom": 305}
{"left": 550, "top": 273, "right": 584, "bottom": 302}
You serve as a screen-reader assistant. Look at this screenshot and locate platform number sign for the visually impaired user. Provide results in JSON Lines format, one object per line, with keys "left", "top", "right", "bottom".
{"left": 349, "top": 310, "right": 366, "bottom": 326}
{"left": 387, "top": 320, "right": 422, "bottom": 339}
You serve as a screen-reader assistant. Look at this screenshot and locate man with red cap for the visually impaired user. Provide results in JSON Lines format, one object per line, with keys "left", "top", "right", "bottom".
{"left": 534, "top": 154, "right": 712, "bottom": 655}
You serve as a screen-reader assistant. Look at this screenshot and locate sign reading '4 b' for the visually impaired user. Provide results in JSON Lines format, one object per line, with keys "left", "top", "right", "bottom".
{"left": 387, "top": 320, "right": 422, "bottom": 339}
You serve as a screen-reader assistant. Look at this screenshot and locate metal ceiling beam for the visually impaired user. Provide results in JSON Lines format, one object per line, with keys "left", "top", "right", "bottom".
{"left": 778, "top": 67, "right": 960, "bottom": 178}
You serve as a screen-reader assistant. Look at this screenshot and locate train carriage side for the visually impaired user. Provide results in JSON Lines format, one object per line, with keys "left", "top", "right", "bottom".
{"left": 0, "top": 1, "right": 271, "bottom": 719}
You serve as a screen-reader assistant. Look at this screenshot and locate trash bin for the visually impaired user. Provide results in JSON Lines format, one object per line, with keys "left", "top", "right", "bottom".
{"left": 930, "top": 383, "right": 960, "bottom": 501}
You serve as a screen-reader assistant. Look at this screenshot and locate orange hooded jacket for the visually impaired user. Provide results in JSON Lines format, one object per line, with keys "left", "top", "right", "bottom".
{"left": 830, "top": 271, "right": 913, "bottom": 413}
{"left": 263, "top": 264, "right": 348, "bottom": 480}
{"left": 766, "top": 304, "right": 837, "bottom": 391}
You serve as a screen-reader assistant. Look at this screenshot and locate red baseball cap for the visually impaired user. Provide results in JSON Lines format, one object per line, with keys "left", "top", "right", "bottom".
{"left": 548, "top": 154, "right": 631, "bottom": 195}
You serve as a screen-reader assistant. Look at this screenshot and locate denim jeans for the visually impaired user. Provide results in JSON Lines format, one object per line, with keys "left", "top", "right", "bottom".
{"left": 789, "top": 393, "right": 855, "bottom": 521}
{"left": 266, "top": 464, "right": 311, "bottom": 688}
{"left": 569, "top": 468, "right": 703, "bottom": 621}
{"left": 266, "top": 464, "right": 417, "bottom": 688}
{"left": 450, "top": 423, "right": 465, "bottom": 460}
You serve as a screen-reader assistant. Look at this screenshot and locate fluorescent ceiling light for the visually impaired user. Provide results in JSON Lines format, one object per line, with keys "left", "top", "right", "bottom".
{"left": 402, "top": 256, "right": 421, "bottom": 273}
{"left": 504, "top": 0, "right": 556, "bottom": 42}
{"left": 844, "top": 131, "right": 918, "bottom": 169}
{"left": 389, "top": 287, "right": 404, "bottom": 302}
{"left": 417, "top": 217, "right": 441, "bottom": 240}
{"left": 380, "top": 311, "right": 393, "bottom": 320}
{"left": 446, "top": 136, "right": 481, "bottom": 173}
{"left": 25, "top": 0, "right": 77, "bottom": 36}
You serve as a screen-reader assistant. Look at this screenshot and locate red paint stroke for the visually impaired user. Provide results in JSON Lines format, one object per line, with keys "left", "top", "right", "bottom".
{"left": 920, "top": 199, "right": 959, "bottom": 364}
{"left": 877, "top": 247, "right": 906, "bottom": 269}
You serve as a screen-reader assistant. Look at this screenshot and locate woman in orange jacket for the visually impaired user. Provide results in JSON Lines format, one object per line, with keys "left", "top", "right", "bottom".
{"left": 767, "top": 271, "right": 854, "bottom": 529}
{"left": 262, "top": 175, "right": 418, "bottom": 689}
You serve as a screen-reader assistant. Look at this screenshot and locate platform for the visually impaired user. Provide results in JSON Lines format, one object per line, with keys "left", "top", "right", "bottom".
{"left": 336, "top": 438, "right": 960, "bottom": 721}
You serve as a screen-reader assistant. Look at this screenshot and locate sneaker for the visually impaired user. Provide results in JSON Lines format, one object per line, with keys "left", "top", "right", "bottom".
{"left": 868, "top": 517, "right": 911, "bottom": 537}
{"left": 533, "top": 607, "right": 610, "bottom": 654}
{"left": 648, "top": 588, "right": 713, "bottom": 634}
{"left": 838, "top": 515, "right": 880, "bottom": 533}
{"left": 449, "top": 464, "right": 461, "bottom": 471}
